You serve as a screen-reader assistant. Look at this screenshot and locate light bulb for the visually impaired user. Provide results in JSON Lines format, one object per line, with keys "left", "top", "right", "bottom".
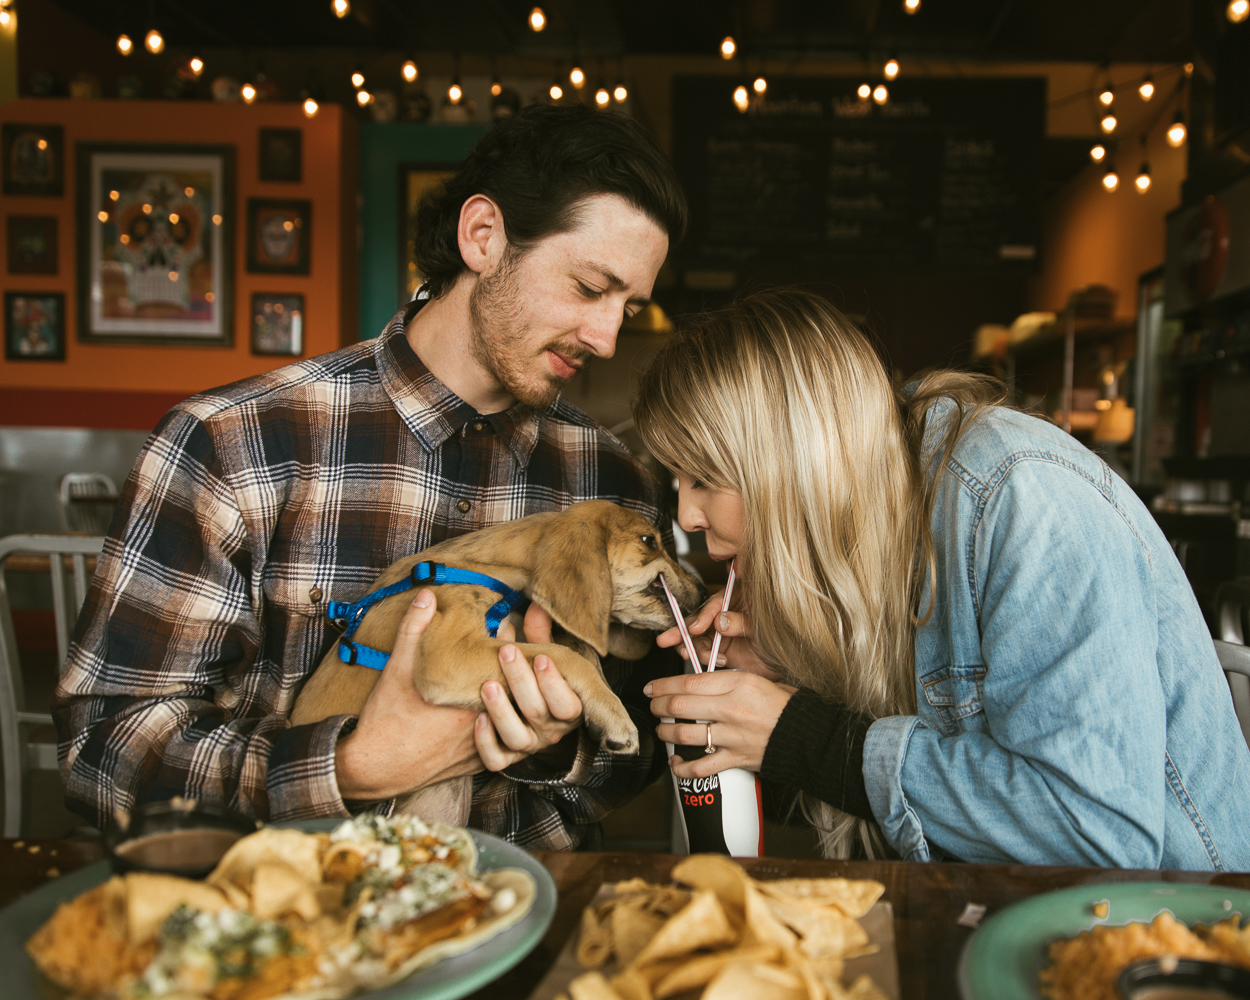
{"left": 241, "top": 82, "right": 257, "bottom": 104}
{"left": 1102, "top": 170, "right": 1119, "bottom": 192}
{"left": 884, "top": 58, "right": 899, "bottom": 80}
{"left": 490, "top": 79, "right": 502, "bottom": 96}
{"left": 753, "top": 76, "right": 767, "bottom": 94}
{"left": 721, "top": 36, "right": 736, "bottom": 59}
{"left": 356, "top": 89, "right": 372, "bottom": 106}
{"left": 595, "top": 88, "right": 610, "bottom": 107}
{"left": 303, "top": 98, "right": 319, "bottom": 117}
{"left": 448, "top": 82, "right": 462, "bottom": 103}
{"left": 117, "top": 34, "right": 134, "bottom": 55}
{"left": 145, "top": 29, "right": 164, "bottom": 54}
{"left": 1139, "top": 77, "right": 1154, "bottom": 100}
{"left": 402, "top": 60, "right": 418, "bottom": 83}
{"left": 332, "top": 0, "right": 350, "bottom": 17}
{"left": 1229, "top": 0, "right": 1249, "bottom": 22}
{"left": 614, "top": 83, "right": 628, "bottom": 101}
{"left": 1090, "top": 144, "right": 1106, "bottom": 162}
{"left": 570, "top": 66, "right": 585, "bottom": 87}
{"left": 904, "top": 0, "right": 920, "bottom": 12}
{"left": 549, "top": 82, "right": 563, "bottom": 101}
{"left": 0, "top": 8, "right": 11, "bottom": 27}
{"left": 1135, "top": 163, "right": 1151, "bottom": 193}
{"left": 873, "top": 84, "right": 889, "bottom": 104}
{"left": 529, "top": 6, "right": 545, "bottom": 31}
{"left": 1098, "top": 86, "right": 1114, "bottom": 106}
{"left": 1101, "top": 113, "right": 1117, "bottom": 133}
{"left": 351, "top": 71, "right": 365, "bottom": 88}
{"left": 857, "top": 83, "right": 871, "bottom": 100}
{"left": 733, "top": 85, "right": 749, "bottom": 110}
{"left": 189, "top": 56, "right": 204, "bottom": 77}
{"left": 1167, "top": 114, "right": 1187, "bottom": 147}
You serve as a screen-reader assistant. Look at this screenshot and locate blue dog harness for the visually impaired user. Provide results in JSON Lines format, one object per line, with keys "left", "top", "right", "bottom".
{"left": 325, "top": 561, "right": 530, "bottom": 671}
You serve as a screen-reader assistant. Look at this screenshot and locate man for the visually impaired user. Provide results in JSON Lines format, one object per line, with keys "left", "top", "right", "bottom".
{"left": 55, "top": 104, "right": 688, "bottom": 850}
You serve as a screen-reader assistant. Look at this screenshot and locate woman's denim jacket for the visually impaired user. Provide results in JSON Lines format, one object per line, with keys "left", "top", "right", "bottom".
{"left": 863, "top": 401, "right": 1250, "bottom": 870}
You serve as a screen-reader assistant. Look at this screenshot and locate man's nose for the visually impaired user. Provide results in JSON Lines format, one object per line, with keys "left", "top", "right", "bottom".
{"left": 578, "top": 303, "right": 622, "bottom": 359}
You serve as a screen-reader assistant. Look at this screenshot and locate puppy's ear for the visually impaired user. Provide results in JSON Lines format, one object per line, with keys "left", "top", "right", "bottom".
{"left": 528, "top": 519, "right": 612, "bottom": 656}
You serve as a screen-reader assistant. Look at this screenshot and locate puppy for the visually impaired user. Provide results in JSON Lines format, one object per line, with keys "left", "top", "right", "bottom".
{"left": 291, "top": 499, "right": 705, "bottom": 823}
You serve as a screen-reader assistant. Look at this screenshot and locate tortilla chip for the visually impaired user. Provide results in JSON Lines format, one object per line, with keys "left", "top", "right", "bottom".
{"left": 840, "top": 973, "right": 890, "bottom": 1000}
{"left": 578, "top": 904, "right": 613, "bottom": 969}
{"left": 671, "top": 855, "right": 749, "bottom": 911}
{"left": 570, "top": 970, "right": 627, "bottom": 1000}
{"left": 652, "top": 946, "right": 781, "bottom": 998}
{"left": 742, "top": 882, "right": 799, "bottom": 950}
{"left": 755, "top": 879, "right": 884, "bottom": 919}
{"left": 632, "top": 889, "right": 737, "bottom": 967}
{"left": 613, "top": 900, "right": 667, "bottom": 968}
{"left": 762, "top": 893, "right": 869, "bottom": 958}
{"left": 609, "top": 966, "right": 654, "bottom": 1000}
{"left": 124, "top": 872, "right": 229, "bottom": 946}
{"left": 252, "top": 860, "right": 324, "bottom": 921}
{"left": 702, "top": 960, "right": 807, "bottom": 1000}
{"left": 208, "top": 827, "right": 324, "bottom": 897}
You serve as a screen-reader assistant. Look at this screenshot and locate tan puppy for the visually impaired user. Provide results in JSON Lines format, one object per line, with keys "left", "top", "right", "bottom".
{"left": 291, "top": 500, "right": 705, "bottom": 822}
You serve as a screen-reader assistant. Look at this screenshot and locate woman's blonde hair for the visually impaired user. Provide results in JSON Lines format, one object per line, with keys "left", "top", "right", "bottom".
{"left": 632, "top": 288, "right": 1005, "bottom": 858}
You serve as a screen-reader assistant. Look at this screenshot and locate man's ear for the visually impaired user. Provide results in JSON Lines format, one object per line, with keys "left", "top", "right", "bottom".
{"left": 457, "top": 194, "right": 505, "bottom": 277}
{"left": 528, "top": 521, "right": 612, "bottom": 657}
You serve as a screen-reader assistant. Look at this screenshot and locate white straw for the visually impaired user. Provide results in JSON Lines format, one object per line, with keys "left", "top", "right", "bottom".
{"left": 659, "top": 573, "right": 702, "bottom": 673}
{"left": 705, "top": 560, "right": 736, "bottom": 672}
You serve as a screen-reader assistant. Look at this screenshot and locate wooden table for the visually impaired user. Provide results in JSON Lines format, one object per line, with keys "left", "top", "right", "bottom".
{"left": 5, "top": 838, "right": 1250, "bottom": 999}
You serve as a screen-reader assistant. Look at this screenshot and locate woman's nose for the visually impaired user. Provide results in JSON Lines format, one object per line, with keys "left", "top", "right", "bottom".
{"left": 676, "top": 487, "right": 706, "bottom": 534}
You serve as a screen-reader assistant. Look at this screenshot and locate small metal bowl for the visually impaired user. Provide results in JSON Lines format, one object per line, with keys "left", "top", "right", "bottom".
{"left": 106, "top": 798, "right": 256, "bottom": 879}
{"left": 1118, "top": 957, "right": 1250, "bottom": 999}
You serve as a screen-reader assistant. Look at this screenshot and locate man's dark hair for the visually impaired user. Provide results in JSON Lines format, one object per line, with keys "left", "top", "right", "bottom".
{"left": 415, "top": 104, "right": 688, "bottom": 299}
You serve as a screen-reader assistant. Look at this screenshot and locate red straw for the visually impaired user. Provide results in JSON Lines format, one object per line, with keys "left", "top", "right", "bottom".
{"left": 705, "top": 560, "right": 736, "bottom": 672}
{"left": 659, "top": 573, "right": 702, "bottom": 673}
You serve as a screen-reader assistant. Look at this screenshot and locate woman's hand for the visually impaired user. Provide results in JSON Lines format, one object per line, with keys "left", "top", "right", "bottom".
{"left": 477, "top": 603, "right": 584, "bottom": 770}
{"left": 646, "top": 670, "right": 795, "bottom": 777}
{"left": 656, "top": 583, "right": 776, "bottom": 679}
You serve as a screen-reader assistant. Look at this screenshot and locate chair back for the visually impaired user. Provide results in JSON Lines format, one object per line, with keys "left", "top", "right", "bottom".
{"left": 1215, "top": 577, "right": 1250, "bottom": 750}
{"left": 0, "top": 534, "right": 105, "bottom": 837}
{"left": 57, "top": 472, "right": 119, "bottom": 535}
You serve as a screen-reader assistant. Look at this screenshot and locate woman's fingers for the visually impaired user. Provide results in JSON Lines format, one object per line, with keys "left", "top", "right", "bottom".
{"left": 714, "top": 609, "right": 750, "bottom": 638}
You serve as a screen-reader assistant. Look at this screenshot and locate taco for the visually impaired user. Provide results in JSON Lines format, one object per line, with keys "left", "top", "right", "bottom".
{"left": 26, "top": 814, "right": 536, "bottom": 1000}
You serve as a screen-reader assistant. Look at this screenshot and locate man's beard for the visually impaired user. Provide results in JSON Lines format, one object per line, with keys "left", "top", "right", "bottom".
{"left": 468, "top": 249, "right": 584, "bottom": 410}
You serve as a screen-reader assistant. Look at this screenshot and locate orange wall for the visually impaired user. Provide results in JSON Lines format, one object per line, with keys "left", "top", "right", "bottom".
{"left": 0, "top": 98, "right": 357, "bottom": 399}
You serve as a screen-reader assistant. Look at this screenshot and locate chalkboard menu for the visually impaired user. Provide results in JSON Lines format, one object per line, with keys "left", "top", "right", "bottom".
{"left": 672, "top": 76, "right": 1046, "bottom": 274}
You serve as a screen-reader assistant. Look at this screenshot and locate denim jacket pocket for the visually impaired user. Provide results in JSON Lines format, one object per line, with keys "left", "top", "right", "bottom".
{"left": 920, "top": 664, "right": 987, "bottom": 735}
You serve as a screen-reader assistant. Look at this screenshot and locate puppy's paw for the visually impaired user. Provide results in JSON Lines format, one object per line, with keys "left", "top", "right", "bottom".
{"left": 601, "top": 723, "right": 640, "bottom": 756}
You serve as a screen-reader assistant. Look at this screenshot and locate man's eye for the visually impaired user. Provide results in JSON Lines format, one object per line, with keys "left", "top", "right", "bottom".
{"left": 577, "top": 282, "right": 600, "bottom": 299}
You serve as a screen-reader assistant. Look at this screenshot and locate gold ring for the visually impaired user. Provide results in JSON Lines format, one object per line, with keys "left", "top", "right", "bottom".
{"left": 704, "top": 722, "right": 716, "bottom": 755}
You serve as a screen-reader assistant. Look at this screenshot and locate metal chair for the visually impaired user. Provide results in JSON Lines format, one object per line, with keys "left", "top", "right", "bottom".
{"left": 1215, "top": 577, "right": 1250, "bottom": 750}
{"left": 0, "top": 534, "right": 105, "bottom": 837}
{"left": 57, "top": 472, "right": 119, "bottom": 536}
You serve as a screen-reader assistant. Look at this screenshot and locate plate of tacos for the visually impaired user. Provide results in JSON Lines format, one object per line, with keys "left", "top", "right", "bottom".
{"left": 4, "top": 814, "right": 556, "bottom": 1000}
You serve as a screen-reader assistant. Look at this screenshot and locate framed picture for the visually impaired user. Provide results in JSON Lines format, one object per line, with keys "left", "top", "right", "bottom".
{"left": 6, "top": 215, "right": 58, "bottom": 274}
{"left": 258, "top": 128, "right": 302, "bottom": 183}
{"left": 76, "top": 142, "right": 235, "bottom": 346}
{"left": 2, "top": 123, "right": 64, "bottom": 197}
{"left": 247, "top": 198, "right": 311, "bottom": 274}
{"left": 399, "top": 164, "right": 457, "bottom": 304}
{"left": 5, "top": 291, "right": 66, "bottom": 361}
{"left": 250, "top": 292, "right": 304, "bottom": 356}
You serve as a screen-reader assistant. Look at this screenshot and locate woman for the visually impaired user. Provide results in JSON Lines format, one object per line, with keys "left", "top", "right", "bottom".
{"left": 634, "top": 289, "right": 1250, "bottom": 870}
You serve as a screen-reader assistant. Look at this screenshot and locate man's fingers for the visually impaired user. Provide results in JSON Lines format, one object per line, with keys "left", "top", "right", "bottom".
{"left": 388, "top": 590, "right": 437, "bottom": 660}
{"left": 522, "top": 603, "right": 554, "bottom": 644}
{"left": 495, "top": 619, "right": 517, "bottom": 643}
{"left": 497, "top": 644, "right": 547, "bottom": 725}
{"left": 474, "top": 712, "right": 522, "bottom": 772}
{"left": 532, "top": 655, "right": 583, "bottom": 723}
{"left": 481, "top": 679, "right": 539, "bottom": 754}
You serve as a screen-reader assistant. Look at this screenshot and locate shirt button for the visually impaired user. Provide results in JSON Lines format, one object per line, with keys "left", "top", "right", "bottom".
{"left": 457, "top": 499, "right": 472, "bottom": 513}
{"left": 472, "top": 421, "right": 484, "bottom": 432}
{"left": 309, "top": 587, "right": 323, "bottom": 603}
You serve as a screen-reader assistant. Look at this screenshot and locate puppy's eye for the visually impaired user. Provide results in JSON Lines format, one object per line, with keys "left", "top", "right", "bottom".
{"left": 641, "top": 534, "right": 656, "bottom": 549}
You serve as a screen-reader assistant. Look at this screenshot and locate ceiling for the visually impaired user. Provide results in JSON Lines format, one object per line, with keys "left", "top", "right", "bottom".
{"left": 47, "top": 0, "right": 1195, "bottom": 64}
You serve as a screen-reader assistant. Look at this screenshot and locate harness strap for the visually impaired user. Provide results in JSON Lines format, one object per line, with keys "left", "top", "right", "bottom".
{"left": 326, "top": 561, "right": 529, "bottom": 672}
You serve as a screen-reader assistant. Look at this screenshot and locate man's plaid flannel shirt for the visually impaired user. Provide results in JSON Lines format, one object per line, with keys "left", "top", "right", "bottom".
{"left": 54, "top": 305, "right": 675, "bottom": 850}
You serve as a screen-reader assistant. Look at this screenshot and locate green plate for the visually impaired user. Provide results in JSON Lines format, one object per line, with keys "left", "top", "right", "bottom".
{"left": 959, "top": 881, "right": 1250, "bottom": 1000}
{"left": 1, "top": 820, "right": 557, "bottom": 1000}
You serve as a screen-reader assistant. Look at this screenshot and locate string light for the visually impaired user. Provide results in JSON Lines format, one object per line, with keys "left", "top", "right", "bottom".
{"left": 720, "top": 36, "right": 736, "bottom": 59}
{"left": 117, "top": 34, "right": 134, "bottom": 55}
{"left": 1167, "top": 111, "right": 1187, "bottom": 147}
{"left": 1229, "top": 0, "right": 1249, "bottom": 22}
{"left": 733, "top": 85, "right": 749, "bottom": 111}
{"left": 241, "top": 82, "right": 258, "bottom": 104}
{"left": 356, "top": 88, "right": 372, "bottom": 106}
{"left": 884, "top": 58, "right": 899, "bottom": 80}
{"left": 614, "top": 82, "right": 628, "bottom": 102}
{"left": 549, "top": 80, "right": 563, "bottom": 101}
{"left": 873, "top": 84, "right": 889, "bottom": 104}
{"left": 1102, "top": 169, "right": 1119, "bottom": 192}
{"left": 857, "top": 83, "right": 871, "bottom": 100}
{"left": 0, "top": 8, "right": 9, "bottom": 27}
{"left": 528, "top": 6, "right": 546, "bottom": 31}
{"left": 753, "top": 76, "right": 767, "bottom": 94}
{"left": 491, "top": 76, "right": 502, "bottom": 96}
{"left": 145, "top": 29, "right": 164, "bottom": 54}
{"left": 1139, "top": 75, "right": 1154, "bottom": 100}
{"left": 904, "top": 0, "right": 920, "bottom": 12}
{"left": 402, "top": 60, "right": 418, "bottom": 83}
{"left": 1090, "top": 144, "right": 1107, "bottom": 162}
{"left": 448, "top": 81, "right": 462, "bottom": 103}
{"left": 189, "top": 56, "right": 205, "bottom": 77}
{"left": 1135, "top": 161, "right": 1151, "bottom": 193}
{"left": 570, "top": 66, "right": 585, "bottom": 88}
{"left": 1100, "top": 113, "right": 1117, "bottom": 133}
{"left": 332, "top": 0, "right": 350, "bottom": 17}
{"left": 1098, "top": 83, "right": 1114, "bottom": 106}
{"left": 351, "top": 71, "right": 365, "bottom": 88}
{"left": 595, "top": 87, "right": 610, "bottom": 107}
{"left": 303, "top": 97, "right": 320, "bottom": 117}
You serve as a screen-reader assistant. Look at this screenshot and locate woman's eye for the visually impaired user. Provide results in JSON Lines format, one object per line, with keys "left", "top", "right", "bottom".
{"left": 690, "top": 479, "right": 705, "bottom": 491}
